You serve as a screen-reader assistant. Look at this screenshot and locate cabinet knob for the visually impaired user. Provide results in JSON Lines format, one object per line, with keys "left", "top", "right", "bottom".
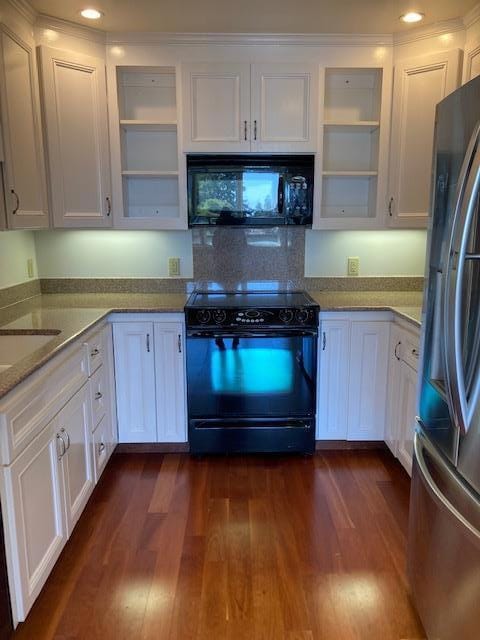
{"left": 95, "top": 391, "right": 103, "bottom": 400}
{"left": 91, "top": 348, "right": 100, "bottom": 357}
{"left": 98, "top": 442, "right": 106, "bottom": 454}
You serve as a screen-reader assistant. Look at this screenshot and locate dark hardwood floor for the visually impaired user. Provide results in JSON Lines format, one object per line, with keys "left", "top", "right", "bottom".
{"left": 13, "top": 450, "right": 425, "bottom": 640}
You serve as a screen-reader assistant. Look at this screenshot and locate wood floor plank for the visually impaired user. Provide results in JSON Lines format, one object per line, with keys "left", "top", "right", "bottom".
{"left": 13, "top": 451, "right": 425, "bottom": 640}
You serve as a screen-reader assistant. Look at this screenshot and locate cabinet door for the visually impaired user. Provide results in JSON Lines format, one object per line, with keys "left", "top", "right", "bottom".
{"left": 347, "top": 321, "right": 390, "bottom": 440}
{"left": 251, "top": 63, "right": 318, "bottom": 152}
{"left": 153, "top": 322, "right": 187, "bottom": 442}
{"left": 2, "top": 421, "right": 66, "bottom": 622}
{"left": 388, "top": 49, "right": 462, "bottom": 228}
{"left": 385, "top": 324, "right": 402, "bottom": 456}
{"left": 57, "top": 385, "right": 94, "bottom": 536}
{"left": 182, "top": 62, "right": 251, "bottom": 152}
{"left": 113, "top": 322, "right": 157, "bottom": 443}
{"left": 38, "top": 46, "right": 112, "bottom": 228}
{"left": 316, "top": 319, "right": 350, "bottom": 440}
{"left": 0, "top": 25, "right": 48, "bottom": 229}
{"left": 397, "top": 360, "right": 418, "bottom": 476}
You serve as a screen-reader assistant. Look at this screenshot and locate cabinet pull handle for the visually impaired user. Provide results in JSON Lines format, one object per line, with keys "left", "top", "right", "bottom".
{"left": 254, "top": 120, "right": 257, "bottom": 141}
{"left": 91, "top": 348, "right": 100, "bottom": 357}
{"left": 244, "top": 120, "right": 247, "bottom": 141}
{"left": 146, "top": 333, "right": 150, "bottom": 352}
{"left": 11, "top": 189, "right": 19, "bottom": 214}
{"left": 95, "top": 391, "right": 103, "bottom": 400}
{"left": 388, "top": 197, "right": 394, "bottom": 217}
{"left": 106, "top": 196, "right": 111, "bottom": 216}
{"left": 57, "top": 433, "right": 66, "bottom": 459}
{"left": 98, "top": 442, "right": 106, "bottom": 454}
{"left": 178, "top": 334, "right": 182, "bottom": 353}
{"left": 412, "top": 348, "right": 420, "bottom": 358}
{"left": 60, "top": 427, "right": 70, "bottom": 451}
{"left": 394, "top": 341, "right": 401, "bottom": 361}
{"left": 322, "top": 331, "right": 326, "bottom": 351}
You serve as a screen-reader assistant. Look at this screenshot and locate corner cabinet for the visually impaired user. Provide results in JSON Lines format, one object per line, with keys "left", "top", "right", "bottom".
{"left": 387, "top": 49, "right": 462, "bottom": 228}
{"left": 112, "top": 314, "right": 187, "bottom": 444}
{"left": 316, "top": 312, "right": 390, "bottom": 441}
{"left": 385, "top": 320, "right": 421, "bottom": 475}
{"left": 38, "top": 46, "right": 112, "bottom": 228}
{"left": 181, "top": 62, "right": 318, "bottom": 152}
{"left": 0, "top": 24, "right": 48, "bottom": 229}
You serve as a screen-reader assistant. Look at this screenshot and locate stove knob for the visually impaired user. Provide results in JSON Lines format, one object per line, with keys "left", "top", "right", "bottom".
{"left": 213, "top": 309, "right": 227, "bottom": 324}
{"left": 196, "top": 309, "right": 211, "bottom": 324}
{"left": 279, "top": 309, "right": 294, "bottom": 324}
{"left": 295, "top": 309, "right": 309, "bottom": 324}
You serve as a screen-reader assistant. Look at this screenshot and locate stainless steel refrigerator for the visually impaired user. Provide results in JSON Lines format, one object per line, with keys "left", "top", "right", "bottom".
{"left": 408, "top": 75, "right": 480, "bottom": 639}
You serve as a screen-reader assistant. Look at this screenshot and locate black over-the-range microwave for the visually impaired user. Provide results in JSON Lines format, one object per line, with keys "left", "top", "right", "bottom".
{"left": 187, "top": 155, "right": 314, "bottom": 227}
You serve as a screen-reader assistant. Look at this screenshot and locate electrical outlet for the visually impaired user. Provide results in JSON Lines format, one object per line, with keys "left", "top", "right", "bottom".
{"left": 347, "top": 257, "right": 360, "bottom": 277}
{"left": 27, "top": 258, "right": 34, "bottom": 279}
{"left": 168, "top": 257, "right": 180, "bottom": 277}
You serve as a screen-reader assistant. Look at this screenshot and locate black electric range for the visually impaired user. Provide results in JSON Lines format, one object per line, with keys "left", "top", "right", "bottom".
{"left": 185, "top": 291, "right": 319, "bottom": 454}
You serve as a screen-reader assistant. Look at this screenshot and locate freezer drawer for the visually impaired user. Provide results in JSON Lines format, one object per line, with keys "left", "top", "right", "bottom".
{"left": 408, "top": 432, "right": 480, "bottom": 640}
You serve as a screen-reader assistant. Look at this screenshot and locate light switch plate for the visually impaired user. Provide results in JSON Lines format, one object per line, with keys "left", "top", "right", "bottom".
{"left": 347, "top": 257, "right": 360, "bottom": 277}
{"left": 168, "top": 257, "right": 180, "bottom": 277}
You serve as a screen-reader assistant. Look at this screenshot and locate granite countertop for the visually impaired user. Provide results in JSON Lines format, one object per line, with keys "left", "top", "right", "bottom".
{"left": 0, "top": 290, "right": 422, "bottom": 401}
{"left": 0, "top": 293, "right": 188, "bottom": 400}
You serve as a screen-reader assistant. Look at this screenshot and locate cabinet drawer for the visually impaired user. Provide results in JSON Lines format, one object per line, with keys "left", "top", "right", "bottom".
{"left": 92, "top": 414, "right": 110, "bottom": 483}
{"left": 0, "top": 345, "right": 88, "bottom": 465}
{"left": 401, "top": 333, "right": 420, "bottom": 372}
{"left": 84, "top": 327, "right": 107, "bottom": 376}
{"left": 89, "top": 365, "right": 108, "bottom": 430}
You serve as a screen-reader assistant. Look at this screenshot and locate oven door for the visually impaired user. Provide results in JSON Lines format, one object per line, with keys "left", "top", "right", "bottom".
{"left": 186, "top": 330, "right": 317, "bottom": 453}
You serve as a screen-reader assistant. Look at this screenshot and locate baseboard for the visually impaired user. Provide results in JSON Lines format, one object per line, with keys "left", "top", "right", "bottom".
{"left": 115, "top": 442, "right": 190, "bottom": 453}
{"left": 315, "top": 440, "right": 387, "bottom": 451}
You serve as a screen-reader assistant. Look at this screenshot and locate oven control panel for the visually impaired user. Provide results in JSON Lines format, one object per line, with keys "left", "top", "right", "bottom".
{"left": 186, "top": 306, "right": 318, "bottom": 329}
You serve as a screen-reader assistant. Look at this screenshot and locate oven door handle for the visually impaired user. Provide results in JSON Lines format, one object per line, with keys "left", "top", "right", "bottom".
{"left": 187, "top": 330, "right": 318, "bottom": 339}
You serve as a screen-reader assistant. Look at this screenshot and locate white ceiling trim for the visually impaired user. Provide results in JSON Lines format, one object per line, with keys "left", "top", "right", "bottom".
{"left": 464, "top": 3, "right": 480, "bottom": 28}
{"left": 7, "top": 0, "right": 36, "bottom": 24}
{"left": 393, "top": 17, "right": 466, "bottom": 45}
{"left": 105, "top": 31, "right": 394, "bottom": 47}
{"left": 36, "top": 14, "right": 106, "bottom": 43}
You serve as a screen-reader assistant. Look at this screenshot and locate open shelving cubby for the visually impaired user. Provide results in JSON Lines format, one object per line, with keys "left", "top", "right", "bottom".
{"left": 321, "top": 68, "right": 382, "bottom": 221}
{"left": 117, "top": 67, "right": 181, "bottom": 222}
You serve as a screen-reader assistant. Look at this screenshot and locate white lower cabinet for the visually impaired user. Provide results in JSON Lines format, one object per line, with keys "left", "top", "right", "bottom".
{"left": 385, "top": 321, "right": 421, "bottom": 476}
{"left": 2, "top": 418, "right": 66, "bottom": 622}
{"left": 317, "top": 313, "right": 390, "bottom": 441}
{"left": 0, "top": 323, "right": 116, "bottom": 626}
{"left": 57, "top": 385, "right": 94, "bottom": 536}
{"left": 112, "top": 314, "right": 187, "bottom": 444}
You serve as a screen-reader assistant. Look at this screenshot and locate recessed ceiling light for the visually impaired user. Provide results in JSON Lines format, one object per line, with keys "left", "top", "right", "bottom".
{"left": 80, "top": 8, "right": 104, "bottom": 20}
{"left": 400, "top": 11, "right": 425, "bottom": 23}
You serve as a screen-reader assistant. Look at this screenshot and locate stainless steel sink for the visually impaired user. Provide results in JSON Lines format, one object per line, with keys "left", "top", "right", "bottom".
{"left": 0, "top": 332, "right": 60, "bottom": 369}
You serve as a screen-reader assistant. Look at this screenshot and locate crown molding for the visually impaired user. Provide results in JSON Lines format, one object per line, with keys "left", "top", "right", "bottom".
{"left": 106, "top": 31, "right": 393, "bottom": 47}
{"left": 464, "top": 3, "right": 480, "bottom": 28}
{"left": 36, "top": 14, "right": 106, "bottom": 44}
{"left": 7, "top": 0, "right": 36, "bottom": 24}
{"left": 393, "top": 17, "right": 465, "bottom": 46}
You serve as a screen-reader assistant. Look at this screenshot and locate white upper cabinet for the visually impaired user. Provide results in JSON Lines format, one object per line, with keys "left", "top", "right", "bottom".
{"left": 0, "top": 25, "right": 48, "bottom": 229}
{"left": 388, "top": 49, "right": 462, "bottom": 228}
{"left": 38, "top": 46, "right": 112, "bottom": 228}
{"left": 181, "top": 62, "right": 318, "bottom": 152}
{"left": 314, "top": 66, "right": 390, "bottom": 230}
{"left": 182, "top": 62, "right": 251, "bottom": 152}
{"left": 250, "top": 63, "right": 318, "bottom": 152}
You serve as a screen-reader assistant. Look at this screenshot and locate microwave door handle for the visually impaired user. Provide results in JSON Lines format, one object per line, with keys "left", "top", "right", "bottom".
{"left": 444, "top": 120, "right": 480, "bottom": 435}
{"left": 278, "top": 176, "right": 284, "bottom": 215}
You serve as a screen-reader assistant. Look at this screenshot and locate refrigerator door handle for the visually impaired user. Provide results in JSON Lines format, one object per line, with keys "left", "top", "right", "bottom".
{"left": 414, "top": 428, "right": 480, "bottom": 542}
{"left": 444, "top": 121, "right": 480, "bottom": 435}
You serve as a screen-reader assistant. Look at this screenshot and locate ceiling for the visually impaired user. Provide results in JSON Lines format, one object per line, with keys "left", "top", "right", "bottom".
{"left": 30, "top": 0, "right": 478, "bottom": 34}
